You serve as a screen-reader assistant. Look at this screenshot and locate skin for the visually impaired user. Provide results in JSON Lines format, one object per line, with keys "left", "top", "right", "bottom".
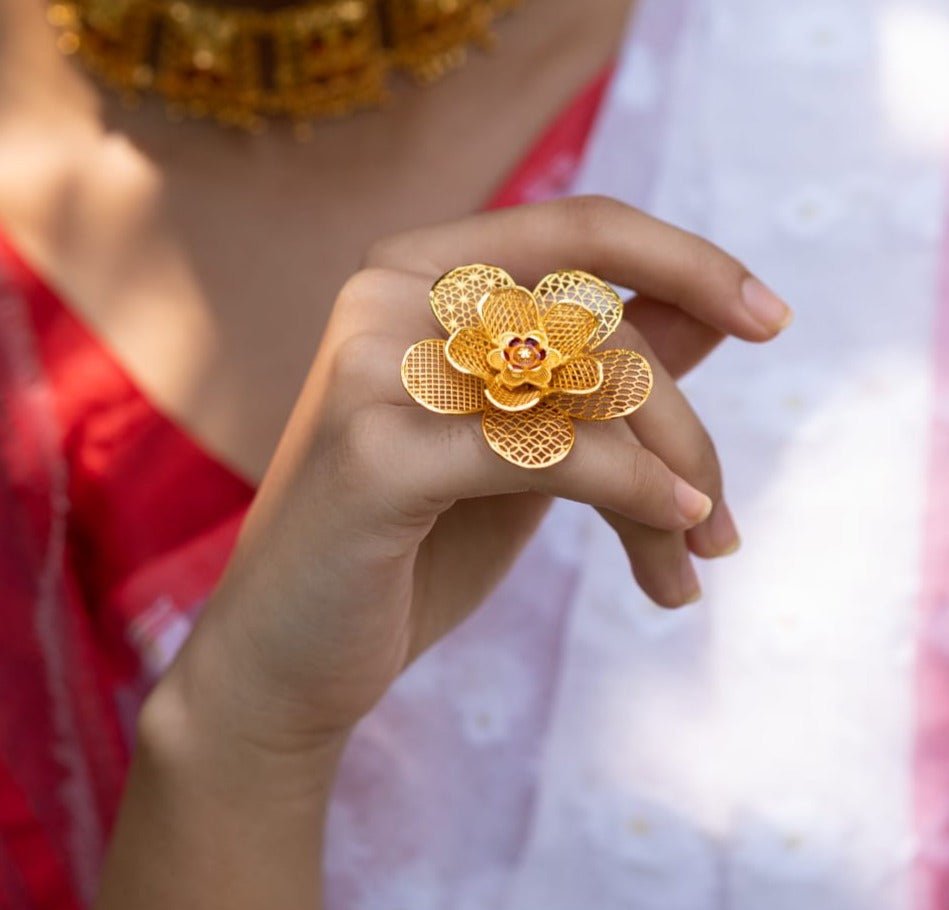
{"left": 0, "top": 0, "right": 793, "bottom": 906}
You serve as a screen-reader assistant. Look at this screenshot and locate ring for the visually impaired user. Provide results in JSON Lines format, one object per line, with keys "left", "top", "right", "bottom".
{"left": 401, "top": 265, "right": 653, "bottom": 469}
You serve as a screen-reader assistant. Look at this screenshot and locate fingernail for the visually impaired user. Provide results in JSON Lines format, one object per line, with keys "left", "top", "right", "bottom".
{"left": 742, "top": 277, "right": 794, "bottom": 333}
{"left": 674, "top": 478, "right": 713, "bottom": 525}
{"left": 681, "top": 559, "right": 702, "bottom": 605}
{"left": 708, "top": 501, "right": 742, "bottom": 556}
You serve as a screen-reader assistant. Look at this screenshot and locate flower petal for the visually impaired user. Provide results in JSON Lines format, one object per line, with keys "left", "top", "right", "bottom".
{"left": 525, "top": 363, "right": 553, "bottom": 387}
{"left": 401, "top": 339, "right": 486, "bottom": 414}
{"left": 534, "top": 270, "right": 623, "bottom": 349}
{"left": 498, "top": 366, "right": 531, "bottom": 389}
{"left": 541, "top": 302, "right": 598, "bottom": 357}
{"left": 445, "top": 327, "right": 493, "bottom": 379}
{"left": 547, "top": 349, "right": 652, "bottom": 420}
{"left": 497, "top": 362, "right": 552, "bottom": 390}
{"left": 478, "top": 286, "right": 542, "bottom": 343}
{"left": 430, "top": 264, "right": 516, "bottom": 334}
{"left": 550, "top": 355, "right": 604, "bottom": 395}
{"left": 482, "top": 401, "right": 576, "bottom": 468}
{"left": 487, "top": 349, "right": 506, "bottom": 371}
{"left": 484, "top": 375, "right": 542, "bottom": 412}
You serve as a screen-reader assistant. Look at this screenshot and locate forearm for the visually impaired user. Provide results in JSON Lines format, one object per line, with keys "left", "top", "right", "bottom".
{"left": 95, "top": 648, "right": 344, "bottom": 910}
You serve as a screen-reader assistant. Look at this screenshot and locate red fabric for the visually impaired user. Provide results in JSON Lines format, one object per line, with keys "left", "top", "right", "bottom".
{"left": 0, "top": 69, "right": 611, "bottom": 909}
{"left": 487, "top": 65, "right": 614, "bottom": 209}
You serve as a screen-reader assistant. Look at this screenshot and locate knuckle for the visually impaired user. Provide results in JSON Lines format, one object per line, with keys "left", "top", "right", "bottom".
{"left": 561, "top": 194, "right": 625, "bottom": 234}
{"left": 335, "top": 267, "right": 393, "bottom": 316}
{"left": 337, "top": 405, "right": 444, "bottom": 523}
{"left": 624, "top": 445, "right": 658, "bottom": 503}
{"left": 330, "top": 331, "right": 389, "bottom": 384}
{"left": 439, "top": 411, "right": 481, "bottom": 456}
{"left": 686, "top": 234, "right": 745, "bottom": 287}
{"left": 337, "top": 404, "right": 392, "bottom": 487}
{"left": 328, "top": 330, "right": 395, "bottom": 390}
{"left": 362, "top": 234, "right": 410, "bottom": 269}
{"left": 686, "top": 431, "right": 723, "bottom": 500}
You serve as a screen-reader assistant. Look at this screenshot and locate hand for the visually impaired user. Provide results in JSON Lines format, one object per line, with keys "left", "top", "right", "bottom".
{"left": 162, "top": 196, "right": 792, "bottom": 758}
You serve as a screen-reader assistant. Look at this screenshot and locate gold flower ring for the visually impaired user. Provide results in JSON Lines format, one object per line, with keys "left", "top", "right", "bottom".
{"left": 401, "top": 264, "right": 653, "bottom": 469}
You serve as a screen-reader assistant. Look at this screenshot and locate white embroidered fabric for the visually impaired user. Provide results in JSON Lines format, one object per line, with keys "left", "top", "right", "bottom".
{"left": 325, "top": 1, "right": 949, "bottom": 907}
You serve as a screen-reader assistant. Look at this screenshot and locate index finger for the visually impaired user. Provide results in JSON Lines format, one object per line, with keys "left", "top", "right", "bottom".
{"left": 366, "top": 195, "right": 793, "bottom": 343}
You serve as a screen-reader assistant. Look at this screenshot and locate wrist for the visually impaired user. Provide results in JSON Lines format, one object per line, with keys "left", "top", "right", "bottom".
{"left": 99, "top": 641, "right": 342, "bottom": 910}
{"left": 139, "top": 635, "right": 347, "bottom": 809}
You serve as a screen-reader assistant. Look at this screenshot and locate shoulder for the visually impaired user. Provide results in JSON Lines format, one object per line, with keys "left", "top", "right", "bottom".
{"left": 0, "top": 1, "right": 94, "bottom": 253}
{"left": 0, "top": 16, "right": 152, "bottom": 320}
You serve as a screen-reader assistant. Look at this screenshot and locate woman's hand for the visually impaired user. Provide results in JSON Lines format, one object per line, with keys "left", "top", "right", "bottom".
{"left": 97, "top": 197, "right": 790, "bottom": 910}
{"left": 159, "top": 196, "right": 791, "bottom": 761}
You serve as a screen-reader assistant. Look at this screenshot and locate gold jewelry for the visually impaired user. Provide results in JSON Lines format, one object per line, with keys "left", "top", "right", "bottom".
{"left": 47, "top": 0, "right": 521, "bottom": 132}
{"left": 401, "top": 265, "right": 653, "bottom": 469}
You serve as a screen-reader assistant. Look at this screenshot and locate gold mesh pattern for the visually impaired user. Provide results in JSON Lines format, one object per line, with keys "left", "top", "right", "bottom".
{"left": 446, "top": 327, "right": 493, "bottom": 378}
{"left": 484, "top": 377, "right": 541, "bottom": 412}
{"left": 430, "top": 264, "right": 515, "bottom": 334}
{"left": 402, "top": 266, "right": 653, "bottom": 469}
{"left": 401, "top": 339, "right": 485, "bottom": 414}
{"left": 482, "top": 402, "right": 575, "bottom": 469}
{"left": 533, "top": 270, "right": 623, "bottom": 350}
{"left": 549, "top": 350, "right": 653, "bottom": 421}
{"left": 479, "top": 287, "right": 540, "bottom": 342}
{"left": 549, "top": 355, "right": 603, "bottom": 395}
{"left": 543, "top": 302, "right": 598, "bottom": 356}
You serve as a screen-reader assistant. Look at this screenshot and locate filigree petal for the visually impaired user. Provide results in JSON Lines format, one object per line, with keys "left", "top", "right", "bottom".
{"left": 482, "top": 402, "right": 576, "bottom": 469}
{"left": 401, "top": 339, "right": 486, "bottom": 414}
{"left": 549, "top": 355, "right": 604, "bottom": 395}
{"left": 547, "top": 349, "right": 652, "bottom": 420}
{"left": 534, "top": 270, "right": 623, "bottom": 349}
{"left": 445, "top": 327, "right": 493, "bottom": 379}
{"left": 430, "top": 264, "right": 516, "bottom": 334}
{"left": 497, "top": 365, "right": 531, "bottom": 389}
{"left": 484, "top": 375, "right": 542, "bottom": 412}
{"left": 497, "top": 362, "right": 552, "bottom": 390}
{"left": 487, "top": 349, "right": 506, "bottom": 371}
{"left": 526, "top": 363, "right": 553, "bottom": 387}
{"left": 478, "top": 287, "right": 542, "bottom": 343}
{"left": 541, "top": 302, "right": 598, "bottom": 357}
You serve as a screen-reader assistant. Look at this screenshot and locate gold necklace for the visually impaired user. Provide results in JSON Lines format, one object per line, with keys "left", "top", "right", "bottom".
{"left": 48, "top": 0, "right": 521, "bottom": 133}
